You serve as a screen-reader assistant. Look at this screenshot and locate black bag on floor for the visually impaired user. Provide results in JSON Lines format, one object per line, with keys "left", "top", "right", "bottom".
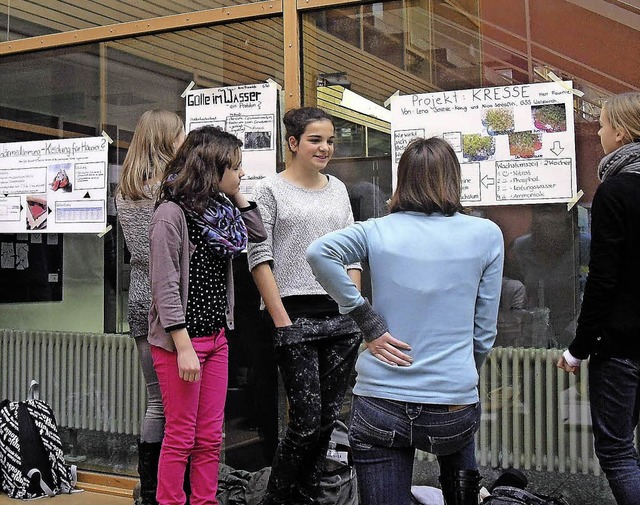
{"left": 220, "top": 421, "right": 358, "bottom": 505}
{"left": 483, "top": 486, "right": 569, "bottom": 504}
{"left": 0, "top": 380, "right": 78, "bottom": 499}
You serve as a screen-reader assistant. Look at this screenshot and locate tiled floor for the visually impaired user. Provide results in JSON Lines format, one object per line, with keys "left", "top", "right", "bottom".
{"left": 0, "top": 490, "right": 132, "bottom": 505}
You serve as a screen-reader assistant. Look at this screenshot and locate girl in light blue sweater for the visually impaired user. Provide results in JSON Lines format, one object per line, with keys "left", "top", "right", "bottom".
{"left": 307, "top": 137, "right": 504, "bottom": 505}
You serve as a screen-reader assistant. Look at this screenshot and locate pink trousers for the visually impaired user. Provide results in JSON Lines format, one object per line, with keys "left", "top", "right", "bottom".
{"left": 152, "top": 330, "right": 228, "bottom": 505}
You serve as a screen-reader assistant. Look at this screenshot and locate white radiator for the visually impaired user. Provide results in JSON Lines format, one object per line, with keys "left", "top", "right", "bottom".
{"left": 0, "top": 329, "right": 146, "bottom": 435}
{"left": 418, "top": 347, "right": 600, "bottom": 475}
{"left": 0, "top": 332, "right": 602, "bottom": 472}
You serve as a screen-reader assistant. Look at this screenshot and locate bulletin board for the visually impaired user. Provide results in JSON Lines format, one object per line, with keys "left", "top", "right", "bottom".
{"left": 0, "top": 137, "right": 109, "bottom": 233}
{"left": 390, "top": 81, "right": 577, "bottom": 206}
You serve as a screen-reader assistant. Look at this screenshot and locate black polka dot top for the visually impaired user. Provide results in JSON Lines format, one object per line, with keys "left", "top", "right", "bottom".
{"left": 185, "top": 214, "right": 228, "bottom": 338}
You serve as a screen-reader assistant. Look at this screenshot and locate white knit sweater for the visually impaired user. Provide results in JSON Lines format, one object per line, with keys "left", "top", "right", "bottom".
{"left": 247, "top": 173, "right": 358, "bottom": 299}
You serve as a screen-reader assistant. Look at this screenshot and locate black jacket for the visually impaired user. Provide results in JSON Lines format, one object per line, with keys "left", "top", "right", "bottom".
{"left": 569, "top": 172, "right": 640, "bottom": 359}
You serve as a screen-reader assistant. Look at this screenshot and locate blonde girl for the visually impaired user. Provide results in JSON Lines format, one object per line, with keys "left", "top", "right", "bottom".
{"left": 115, "top": 109, "right": 184, "bottom": 505}
{"left": 558, "top": 92, "right": 640, "bottom": 505}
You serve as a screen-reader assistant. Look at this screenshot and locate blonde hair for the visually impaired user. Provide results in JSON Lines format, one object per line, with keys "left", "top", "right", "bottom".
{"left": 603, "top": 92, "right": 640, "bottom": 144}
{"left": 117, "top": 110, "right": 184, "bottom": 200}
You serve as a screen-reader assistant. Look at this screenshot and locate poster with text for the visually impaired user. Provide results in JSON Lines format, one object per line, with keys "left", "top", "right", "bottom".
{"left": 0, "top": 137, "right": 108, "bottom": 233}
{"left": 391, "top": 81, "right": 577, "bottom": 206}
{"left": 185, "top": 82, "right": 278, "bottom": 195}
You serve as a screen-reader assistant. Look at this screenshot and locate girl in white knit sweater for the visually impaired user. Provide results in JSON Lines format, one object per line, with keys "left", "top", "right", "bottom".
{"left": 247, "top": 107, "right": 362, "bottom": 505}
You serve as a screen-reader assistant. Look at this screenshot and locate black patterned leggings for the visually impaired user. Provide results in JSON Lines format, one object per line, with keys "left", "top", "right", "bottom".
{"left": 266, "top": 314, "right": 362, "bottom": 504}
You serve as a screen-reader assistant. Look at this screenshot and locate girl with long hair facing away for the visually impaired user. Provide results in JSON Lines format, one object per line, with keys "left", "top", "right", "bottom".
{"left": 148, "top": 126, "right": 266, "bottom": 505}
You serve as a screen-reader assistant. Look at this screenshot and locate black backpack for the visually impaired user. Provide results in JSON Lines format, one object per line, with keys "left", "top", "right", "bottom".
{"left": 0, "top": 380, "right": 78, "bottom": 499}
{"left": 483, "top": 486, "right": 569, "bottom": 505}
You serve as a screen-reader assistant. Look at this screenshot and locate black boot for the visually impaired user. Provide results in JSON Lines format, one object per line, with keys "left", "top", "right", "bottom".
{"left": 454, "top": 469, "right": 481, "bottom": 505}
{"left": 137, "top": 441, "right": 161, "bottom": 505}
{"left": 440, "top": 469, "right": 481, "bottom": 505}
{"left": 440, "top": 471, "right": 456, "bottom": 505}
{"left": 184, "top": 458, "right": 191, "bottom": 505}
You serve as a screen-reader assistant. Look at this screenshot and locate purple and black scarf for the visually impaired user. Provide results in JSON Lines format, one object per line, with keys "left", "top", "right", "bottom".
{"left": 185, "top": 195, "right": 247, "bottom": 258}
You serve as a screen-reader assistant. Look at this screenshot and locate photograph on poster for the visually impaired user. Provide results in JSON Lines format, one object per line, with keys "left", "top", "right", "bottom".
{"left": 244, "top": 130, "right": 272, "bottom": 150}
{"left": 26, "top": 195, "right": 48, "bottom": 230}
{"left": 531, "top": 103, "right": 567, "bottom": 133}
{"left": 49, "top": 163, "right": 72, "bottom": 192}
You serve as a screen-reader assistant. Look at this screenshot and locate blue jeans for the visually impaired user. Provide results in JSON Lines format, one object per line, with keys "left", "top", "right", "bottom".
{"left": 589, "top": 355, "right": 640, "bottom": 505}
{"left": 348, "top": 395, "right": 480, "bottom": 505}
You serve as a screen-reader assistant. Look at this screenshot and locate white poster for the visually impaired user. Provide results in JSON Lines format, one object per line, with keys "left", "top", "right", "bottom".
{"left": 185, "top": 82, "right": 278, "bottom": 194}
{"left": 391, "top": 81, "right": 577, "bottom": 206}
{"left": 0, "top": 137, "right": 108, "bottom": 233}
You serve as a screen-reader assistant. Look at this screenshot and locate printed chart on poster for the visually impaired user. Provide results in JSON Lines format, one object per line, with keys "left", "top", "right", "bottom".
{"left": 185, "top": 82, "right": 278, "bottom": 194}
{"left": 0, "top": 137, "right": 108, "bottom": 233}
{"left": 391, "top": 81, "right": 577, "bottom": 206}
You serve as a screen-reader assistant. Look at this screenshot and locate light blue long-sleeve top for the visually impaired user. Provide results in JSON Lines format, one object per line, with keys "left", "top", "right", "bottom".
{"left": 306, "top": 211, "right": 504, "bottom": 405}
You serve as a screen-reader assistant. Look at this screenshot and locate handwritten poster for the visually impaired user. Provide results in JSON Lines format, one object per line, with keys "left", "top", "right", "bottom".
{"left": 185, "top": 82, "right": 278, "bottom": 194}
{"left": 0, "top": 137, "right": 108, "bottom": 233}
{"left": 391, "top": 81, "right": 577, "bottom": 206}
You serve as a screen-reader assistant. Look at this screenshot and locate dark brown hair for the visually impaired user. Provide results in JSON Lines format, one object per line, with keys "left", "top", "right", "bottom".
{"left": 158, "top": 126, "right": 242, "bottom": 214}
{"left": 283, "top": 107, "right": 334, "bottom": 152}
{"left": 388, "top": 137, "right": 462, "bottom": 216}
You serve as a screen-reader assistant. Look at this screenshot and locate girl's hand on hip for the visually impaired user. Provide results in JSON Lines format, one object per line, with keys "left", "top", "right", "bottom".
{"left": 366, "top": 332, "right": 413, "bottom": 366}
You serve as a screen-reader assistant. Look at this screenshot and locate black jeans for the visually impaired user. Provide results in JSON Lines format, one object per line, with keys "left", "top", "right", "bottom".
{"left": 265, "top": 314, "right": 361, "bottom": 504}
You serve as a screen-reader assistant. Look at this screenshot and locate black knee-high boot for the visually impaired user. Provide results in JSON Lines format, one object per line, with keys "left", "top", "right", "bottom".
{"left": 184, "top": 458, "right": 191, "bottom": 505}
{"left": 455, "top": 469, "right": 481, "bottom": 504}
{"left": 440, "top": 469, "right": 481, "bottom": 505}
{"left": 137, "top": 441, "right": 161, "bottom": 505}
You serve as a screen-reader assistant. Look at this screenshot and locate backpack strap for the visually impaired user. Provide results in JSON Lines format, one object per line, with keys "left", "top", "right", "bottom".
{"left": 26, "top": 468, "right": 56, "bottom": 497}
{"left": 28, "top": 380, "right": 40, "bottom": 401}
{"left": 490, "top": 486, "right": 549, "bottom": 504}
{"left": 58, "top": 465, "right": 82, "bottom": 494}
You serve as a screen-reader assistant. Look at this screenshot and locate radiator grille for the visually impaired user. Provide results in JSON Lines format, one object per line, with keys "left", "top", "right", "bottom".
{"left": 0, "top": 329, "right": 145, "bottom": 435}
{"left": 1, "top": 331, "right": 600, "bottom": 471}
{"left": 418, "top": 346, "right": 599, "bottom": 475}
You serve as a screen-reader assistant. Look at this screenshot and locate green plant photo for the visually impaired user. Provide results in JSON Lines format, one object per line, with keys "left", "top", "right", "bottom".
{"left": 508, "top": 131, "right": 542, "bottom": 158}
{"left": 483, "top": 107, "right": 515, "bottom": 135}
{"left": 463, "top": 134, "right": 496, "bottom": 161}
{"left": 532, "top": 104, "right": 567, "bottom": 132}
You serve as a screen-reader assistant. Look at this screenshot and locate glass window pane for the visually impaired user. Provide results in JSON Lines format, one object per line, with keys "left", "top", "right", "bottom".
{"left": 0, "top": 0, "right": 271, "bottom": 37}
{"left": 303, "top": 3, "right": 637, "bottom": 496}
{"left": 0, "top": 44, "right": 105, "bottom": 333}
{"left": 104, "top": 18, "right": 284, "bottom": 475}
